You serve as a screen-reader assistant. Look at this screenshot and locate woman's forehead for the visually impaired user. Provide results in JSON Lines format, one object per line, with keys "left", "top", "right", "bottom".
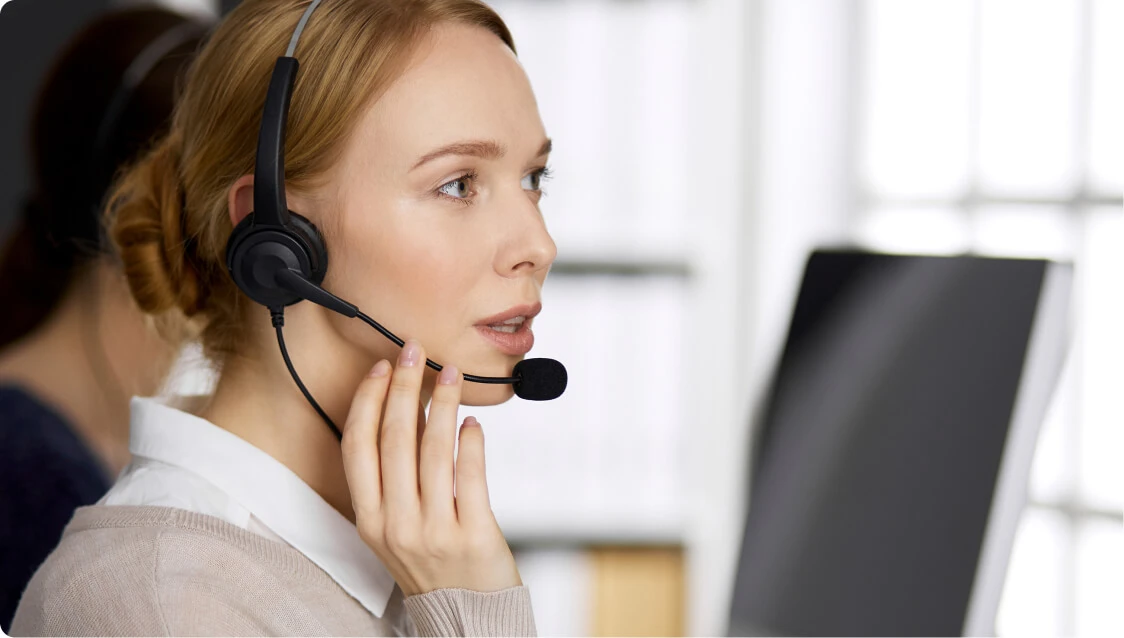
{"left": 352, "top": 23, "right": 544, "bottom": 162}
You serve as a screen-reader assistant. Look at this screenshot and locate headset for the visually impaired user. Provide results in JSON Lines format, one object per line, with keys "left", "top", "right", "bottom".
{"left": 223, "top": 0, "right": 567, "bottom": 441}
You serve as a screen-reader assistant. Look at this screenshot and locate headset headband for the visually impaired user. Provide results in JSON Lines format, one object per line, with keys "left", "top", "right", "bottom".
{"left": 252, "top": 0, "right": 323, "bottom": 229}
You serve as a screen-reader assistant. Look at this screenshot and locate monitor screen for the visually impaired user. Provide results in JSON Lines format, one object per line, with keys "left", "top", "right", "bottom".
{"left": 728, "top": 250, "right": 1070, "bottom": 637}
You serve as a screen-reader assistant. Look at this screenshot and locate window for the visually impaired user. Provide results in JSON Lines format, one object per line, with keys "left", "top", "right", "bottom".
{"left": 856, "top": 1, "right": 1122, "bottom": 635}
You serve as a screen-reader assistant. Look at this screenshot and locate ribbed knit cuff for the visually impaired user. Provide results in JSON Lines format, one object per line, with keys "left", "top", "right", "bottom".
{"left": 403, "top": 585, "right": 537, "bottom": 637}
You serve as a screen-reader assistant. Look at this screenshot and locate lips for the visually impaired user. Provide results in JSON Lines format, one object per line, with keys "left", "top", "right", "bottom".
{"left": 475, "top": 302, "right": 542, "bottom": 327}
{"left": 475, "top": 302, "right": 541, "bottom": 355}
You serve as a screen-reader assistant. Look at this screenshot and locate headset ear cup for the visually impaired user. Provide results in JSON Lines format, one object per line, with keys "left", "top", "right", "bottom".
{"left": 285, "top": 211, "right": 329, "bottom": 285}
{"left": 223, "top": 211, "right": 330, "bottom": 309}
{"left": 225, "top": 213, "right": 256, "bottom": 271}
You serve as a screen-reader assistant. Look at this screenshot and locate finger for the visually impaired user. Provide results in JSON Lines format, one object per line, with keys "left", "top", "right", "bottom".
{"left": 420, "top": 364, "right": 461, "bottom": 522}
{"left": 455, "top": 416, "right": 493, "bottom": 525}
{"left": 341, "top": 360, "right": 392, "bottom": 521}
{"left": 380, "top": 339, "right": 426, "bottom": 516}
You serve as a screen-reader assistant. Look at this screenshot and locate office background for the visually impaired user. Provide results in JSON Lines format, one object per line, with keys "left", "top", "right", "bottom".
{"left": 0, "top": 0, "right": 1119, "bottom": 635}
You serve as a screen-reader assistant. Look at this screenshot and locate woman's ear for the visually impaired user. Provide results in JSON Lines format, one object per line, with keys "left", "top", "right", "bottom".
{"left": 228, "top": 175, "right": 255, "bottom": 227}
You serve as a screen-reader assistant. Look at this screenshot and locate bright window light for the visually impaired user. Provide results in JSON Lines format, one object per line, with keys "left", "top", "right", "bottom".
{"left": 1075, "top": 519, "right": 1124, "bottom": 637}
{"left": 1088, "top": 0, "right": 1123, "bottom": 193}
{"left": 862, "top": 0, "right": 973, "bottom": 198}
{"left": 971, "top": 206, "right": 1077, "bottom": 259}
{"left": 1078, "top": 209, "right": 1124, "bottom": 510}
{"left": 978, "top": 0, "right": 1078, "bottom": 196}
{"left": 996, "top": 507, "right": 1069, "bottom": 636}
{"left": 855, "top": 207, "right": 971, "bottom": 254}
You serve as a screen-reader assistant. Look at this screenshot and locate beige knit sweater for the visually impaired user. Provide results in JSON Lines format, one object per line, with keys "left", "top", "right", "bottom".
{"left": 10, "top": 505, "right": 536, "bottom": 637}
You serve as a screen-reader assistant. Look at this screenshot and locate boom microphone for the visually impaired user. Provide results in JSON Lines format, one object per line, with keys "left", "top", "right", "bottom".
{"left": 273, "top": 268, "right": 568, "bottom": 401}
{"left": 509, "top": 358, "right": 568, "bottom": 401}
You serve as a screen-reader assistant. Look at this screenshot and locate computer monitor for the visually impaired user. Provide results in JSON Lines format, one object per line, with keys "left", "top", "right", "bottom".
{"left": 727, "top": 250, "right": 1072, "bottom": 637}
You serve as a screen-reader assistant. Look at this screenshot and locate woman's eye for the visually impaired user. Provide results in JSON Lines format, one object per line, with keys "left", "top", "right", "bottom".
{"left": 522, "top": 166, "right": 552, "bottom": 192}
{"left": 438, "top": 174, "right": 474, "bottom": 200}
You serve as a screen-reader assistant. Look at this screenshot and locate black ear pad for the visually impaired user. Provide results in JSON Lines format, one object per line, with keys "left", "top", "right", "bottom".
{"left": 224, "top": 211, "right": 329, "bottom": 309}
{"left": 283, "top": 212, "right": 329, "bottom": 283}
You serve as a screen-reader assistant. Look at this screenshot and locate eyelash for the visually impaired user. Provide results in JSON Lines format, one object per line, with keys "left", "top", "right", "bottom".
{"left": 532, "top": 166, "right": 554, "bottom": 192}
{"left": 436, "top": 170, "right": 479, "bottom": 206}
{"left": 434, "top": 166, "right": 554, "bottom": 206}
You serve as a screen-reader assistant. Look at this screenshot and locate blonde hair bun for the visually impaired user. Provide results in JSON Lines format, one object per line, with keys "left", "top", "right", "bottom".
{"left": 110, "top": 134, "right": 205, "bottom": 318}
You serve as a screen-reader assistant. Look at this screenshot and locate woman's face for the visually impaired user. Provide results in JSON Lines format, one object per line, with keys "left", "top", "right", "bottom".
{"left": 322, "top": 23, "right": 556, "bottom": 406}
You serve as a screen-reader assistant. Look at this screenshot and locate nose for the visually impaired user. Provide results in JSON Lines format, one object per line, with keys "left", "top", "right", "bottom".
{"left": 495, "top": 192, "right": 557, "bottom": 277}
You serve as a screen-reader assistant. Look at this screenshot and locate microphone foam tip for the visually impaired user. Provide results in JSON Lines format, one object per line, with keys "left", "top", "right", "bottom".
{"left": 512, "top": 358, "right": 567, "bottom": 401}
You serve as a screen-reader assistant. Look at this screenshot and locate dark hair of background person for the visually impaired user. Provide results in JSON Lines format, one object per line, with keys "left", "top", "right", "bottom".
{"left": 0, "top": 7, "right": 205, "bottom": 350}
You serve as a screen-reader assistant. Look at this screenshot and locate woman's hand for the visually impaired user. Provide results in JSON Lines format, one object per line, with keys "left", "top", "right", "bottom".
{"left": 341, "top": 339, "right": 522, "bottom": 597}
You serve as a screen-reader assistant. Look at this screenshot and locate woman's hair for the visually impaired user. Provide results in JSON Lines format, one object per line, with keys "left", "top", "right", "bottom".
{"left": 0, "top": 8, "right": 206, "bottom": 350}
{"left": 108, "top": 0, "right": 515, "bottom": 364}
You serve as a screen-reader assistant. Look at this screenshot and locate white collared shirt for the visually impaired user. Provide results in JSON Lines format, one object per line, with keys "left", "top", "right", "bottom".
{"left": 99, "top": 396, "right": 397, "bottom": 618}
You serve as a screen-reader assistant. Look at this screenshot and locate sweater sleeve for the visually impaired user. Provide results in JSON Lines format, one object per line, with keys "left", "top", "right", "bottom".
{"left": 402, "top": 586, "right": 537, "bottom": 637}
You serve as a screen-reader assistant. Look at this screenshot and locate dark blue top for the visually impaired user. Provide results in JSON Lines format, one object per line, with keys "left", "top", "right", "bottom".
{"left": 0, "top": 385, "right": 112, "bottom": 633}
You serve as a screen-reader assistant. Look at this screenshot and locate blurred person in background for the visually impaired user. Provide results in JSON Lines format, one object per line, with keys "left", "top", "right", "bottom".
{"left": 0, "top": 7, "right": 208, "bottom": 631}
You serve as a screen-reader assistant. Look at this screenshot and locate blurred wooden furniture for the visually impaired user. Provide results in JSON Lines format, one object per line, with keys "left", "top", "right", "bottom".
{"left": 590, "top": 545, "right": 685, "bottom": 637}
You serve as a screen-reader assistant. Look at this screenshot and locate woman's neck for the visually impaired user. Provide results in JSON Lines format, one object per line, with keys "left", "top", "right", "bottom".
{"left": 198, "top": 306, "right": 419, "bottom": 524}
{"left": 0, "top": 263, "right": 170, "bottom": 475}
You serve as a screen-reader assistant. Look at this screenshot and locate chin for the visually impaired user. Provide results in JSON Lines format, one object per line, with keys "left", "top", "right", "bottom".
{"left": 460, "top": 381, "right": 516, "bottom": 407}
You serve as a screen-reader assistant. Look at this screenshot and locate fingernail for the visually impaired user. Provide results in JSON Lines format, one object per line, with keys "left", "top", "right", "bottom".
{"left": 438, "top": 365, "right": 459, "bottom": 385}
{"left": 400, "top": 340, "right": 421, "bottom": 367}
{"left": 368, "top": 360, "right": 390, "bottom": 378}
{"left": 463, "top": 416, "right": 479, "bottom": 427}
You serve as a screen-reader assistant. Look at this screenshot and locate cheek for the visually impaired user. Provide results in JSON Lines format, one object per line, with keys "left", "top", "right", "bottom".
{"left": 377, "top": 224, "right": 480, "bottom": 319}
{"left": 328, "top": 201, "right": 486, "bottom": 347}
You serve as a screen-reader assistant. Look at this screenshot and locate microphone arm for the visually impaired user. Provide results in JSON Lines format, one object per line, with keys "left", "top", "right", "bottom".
{"left": 270, "top": 266, "right": 566, "bottom": 440}
{"left": 274, "top": 268, "right": 521, "bottom": 384}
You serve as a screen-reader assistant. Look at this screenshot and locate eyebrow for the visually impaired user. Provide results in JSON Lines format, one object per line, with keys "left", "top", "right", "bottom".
{"left": 411, "top": 138, "right": 553, "bottom": 170}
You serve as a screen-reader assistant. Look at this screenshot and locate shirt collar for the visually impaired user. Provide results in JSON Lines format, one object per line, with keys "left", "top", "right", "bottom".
{"left": 128, "top": 396, "right": 397, "bottom": 618}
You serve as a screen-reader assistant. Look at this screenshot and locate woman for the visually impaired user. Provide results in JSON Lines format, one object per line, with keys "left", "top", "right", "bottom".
{"left": 0, "top": 8, "right": 207, "bottom": 632}
{"left": 13, "top": 0, "right": 555, "bottom": 635}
